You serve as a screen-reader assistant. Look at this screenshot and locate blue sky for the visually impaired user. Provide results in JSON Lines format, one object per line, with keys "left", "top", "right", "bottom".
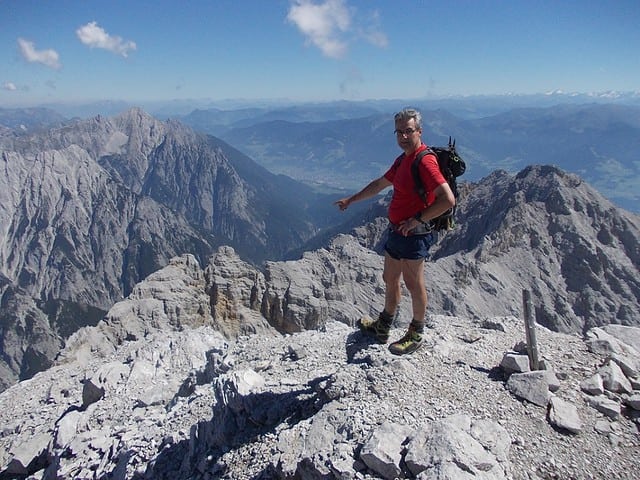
{"left": 1, "top": 0, "right": 639, "bottom": 107}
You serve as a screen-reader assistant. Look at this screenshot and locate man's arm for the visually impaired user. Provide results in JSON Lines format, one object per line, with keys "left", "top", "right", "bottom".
{"left": 335, "top": 176, "right": 392, "bottom": 211}
{"left": 397, "top": 182, "right": 456, "bottom": 235}
{"left": 420, "top": 182, "right": 456, "bottom": 220}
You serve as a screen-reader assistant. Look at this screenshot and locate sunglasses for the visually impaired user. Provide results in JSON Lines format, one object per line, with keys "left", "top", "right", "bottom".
{"left": 394, "top": 128, "right": 418, "bottom": 136}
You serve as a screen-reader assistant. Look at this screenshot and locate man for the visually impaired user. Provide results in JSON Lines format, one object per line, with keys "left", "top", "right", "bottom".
{"left": 335, "top": 108, "right": 455, "bottom": 355}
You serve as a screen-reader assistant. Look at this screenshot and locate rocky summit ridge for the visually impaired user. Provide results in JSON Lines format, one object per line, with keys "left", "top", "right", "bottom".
{"left": 1, "top": 108, "right": 638, "bottom": 398}
{"left": 0, "top": 242, "right": 639, "bottom": 479}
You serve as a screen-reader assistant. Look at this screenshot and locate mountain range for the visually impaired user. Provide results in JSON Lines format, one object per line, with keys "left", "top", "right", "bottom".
{"left": 198, "top": 103, "right": 640, "bottom": 213}
{"left": 0, "top": 108, "right": 369, "bottom": 391}
{"left": 3, "top": 97, "right": 639, "bottom": 211}
{"left": 0, "top": 105, "right": 638, "bottom": 398}
{"left": 0, "top": 103, "right": 639, "bottom": 478}
{"left": 6, "top": 89, "right": 638, "bottom": 120}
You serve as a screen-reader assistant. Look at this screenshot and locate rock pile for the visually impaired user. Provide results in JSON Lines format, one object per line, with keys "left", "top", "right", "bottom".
{"left": 0, "top": 254, "right": 638, "bottom": 479}
{"left": 499, "top": 324, "right": 640, "bottom": 436}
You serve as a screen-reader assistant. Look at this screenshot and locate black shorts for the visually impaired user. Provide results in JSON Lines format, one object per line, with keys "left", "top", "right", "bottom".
{"left": 385, "top": 229, "right": 436, "bottom": 260}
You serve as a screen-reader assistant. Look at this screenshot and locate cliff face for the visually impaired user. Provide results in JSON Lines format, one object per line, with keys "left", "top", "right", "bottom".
{"left": 0, "top": 142, "right": 213, "bottom": 309}
{"left": 0, "top": 138, "right": 213, "bottom": 389}
{"left": 427, "top": 166, "right": 640, "bottom": 333}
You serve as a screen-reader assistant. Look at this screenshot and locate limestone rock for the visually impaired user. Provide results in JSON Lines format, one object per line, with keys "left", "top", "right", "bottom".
{"left": 261, "top": 234, "right": 387, "bottom": 333}
{"left": 360, "top": 421, "right": 411, "bottom": 480}
{"left": 506, "top": 371, "right": 550, "bottom": 407}
{"left": 587, "top": 396, "right": 621, "bottom": 419}
{"left": 54, "top": 410, "right": 83, "bottom": 449}
{"left": 82, "top": 361, "right": 129, "bottom": 408}
{"left": 469, "top": 419, "right": 511, "bottom": 464}
{"left": 580, "top": 373, "right": 605, "bottom": 396}
{"left": 404, "top": 414, "right": 510, "bottom": 479}
{"left": 625, "top": 393, "right": 640, "bottom": 411}
{"left": 601, "top": 325, "right": 640, "bottom": 353}
{"left": 0, "top": 317, "right": 638, "bottom": 480}
{"left": 598, "top": 360, "right": 633, "bottom": 394}
{"left": 0, "top": 250, "right": 639, "bottom": 480}
{"left": 500, "top": 353, "right": 531, "bottom": 374}
{"left": 543, "top": 368, "right": 561, "bottom": 393}
{"left": 4, "top": 433, "right": 52, "bottom": 476}
{"left": 548, "top": 397, "right": 583, "bottom": 434}
{"left": 586, "top": 327, "right": 639, "bottom": 358}
{"left": 609, "top": 352, "right": 639, "bottom": 379}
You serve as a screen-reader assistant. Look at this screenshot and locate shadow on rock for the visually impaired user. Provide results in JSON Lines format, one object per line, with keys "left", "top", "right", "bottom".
{"left": 139, "top": 378, "right": 327, "bottom": 479}
{"left": 345, "top": 330, "right": 380, "bottom": 364}
{"left": 470, "top": 364, "right": 508, "bottom": 382}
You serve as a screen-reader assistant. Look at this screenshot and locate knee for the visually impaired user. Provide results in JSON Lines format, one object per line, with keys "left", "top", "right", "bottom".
{"left": 404, "top": 277, "right": 426, "bottom": 294}
{"left": 383, "top": 276, "right": 400, "bottom": 290}
{"left": 382, "top": 267, "right": 398, "bottom": 285}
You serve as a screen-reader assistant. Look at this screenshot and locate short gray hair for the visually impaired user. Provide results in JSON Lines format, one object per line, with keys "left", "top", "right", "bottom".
{"left": 394, "top": 108, "right": 422, "bottom": 130}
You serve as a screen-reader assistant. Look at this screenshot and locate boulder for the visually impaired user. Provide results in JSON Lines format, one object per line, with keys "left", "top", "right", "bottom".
{"left": 506, "top": 371, "right": 550, "bottom": 407}
{"left": 548, "top": 397, "right": 583, "bottom": 434}
{"left": 360, "top": 421, "right": 410, "bottom": 480}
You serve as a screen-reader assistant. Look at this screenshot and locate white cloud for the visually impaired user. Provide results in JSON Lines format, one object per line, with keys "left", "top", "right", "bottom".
{"left": 287, "top": 1, "right": 388, "bottom": 59}
{"left": 287, "top": 0, "right": 351, "bottom": 59}
{"left": 359, "top": 10, "right": 388, "bottom": 48}
{"left": 17, "top": 38, "right": 61, "bottom": 69}
{"left": 76, "top": 21, "right": 136, "bottom": 58}
{"left": 361, "top": 29, "right": 388, "bottom": 48}
{"left": 3, "top": 82, "right": 17, "bottom": 91}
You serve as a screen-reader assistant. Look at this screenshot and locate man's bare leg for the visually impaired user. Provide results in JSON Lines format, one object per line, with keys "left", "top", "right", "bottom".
{"left": 388, "top": 258, "right": 427, "bottom": 355}
{"left": 382, "top": 253, "right": 403, "bottom": 316}
{"left": 401, "top": 258, "right": 427, "bottom": 325}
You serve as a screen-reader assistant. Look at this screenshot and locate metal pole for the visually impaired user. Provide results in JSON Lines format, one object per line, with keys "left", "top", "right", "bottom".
{"left": 522, "top": 289, "right": 540, "bottom": 370}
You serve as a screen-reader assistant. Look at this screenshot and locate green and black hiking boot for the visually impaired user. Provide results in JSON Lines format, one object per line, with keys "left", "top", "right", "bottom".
{"left": 357, "top": 311, "right": 393, "bottom": 343}
{"left": 388, "top": 325, "right": 423, "bottom": 355}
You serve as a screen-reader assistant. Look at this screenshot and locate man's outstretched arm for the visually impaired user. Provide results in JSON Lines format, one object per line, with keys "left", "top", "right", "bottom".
{"left": 334, "top": 176, "right": 392, "bottom": 211}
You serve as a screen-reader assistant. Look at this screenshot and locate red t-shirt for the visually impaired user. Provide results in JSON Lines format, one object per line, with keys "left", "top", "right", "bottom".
{"left": 383, "top": 144, "right": 446, "bottom": 224}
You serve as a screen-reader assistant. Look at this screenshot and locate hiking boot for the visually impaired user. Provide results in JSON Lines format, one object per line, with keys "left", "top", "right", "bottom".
{"left": 358, "top": 313, "right": 392, "bottom": 343}
{"left": 388, "top": 327, "right": 423, "bottom": 355}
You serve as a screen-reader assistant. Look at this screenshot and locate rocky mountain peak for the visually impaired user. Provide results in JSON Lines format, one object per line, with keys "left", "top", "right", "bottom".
{"left": 426, "top": 164, "right": 639, "bottom": 334}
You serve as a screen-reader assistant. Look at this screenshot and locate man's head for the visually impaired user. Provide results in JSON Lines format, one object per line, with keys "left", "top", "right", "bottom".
{"left": 394, "top": 108, "right": 422, "bottom": 130}
{"left": 394, "top": 108, "right": 422, "bottom": 153}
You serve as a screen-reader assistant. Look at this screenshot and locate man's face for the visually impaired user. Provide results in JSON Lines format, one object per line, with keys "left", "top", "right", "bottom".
{"left": 395, "top": 118, "right": 421, "bottom": 153}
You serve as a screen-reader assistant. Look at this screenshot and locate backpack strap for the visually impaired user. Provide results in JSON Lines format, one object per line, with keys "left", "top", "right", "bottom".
{"left": 412, "top": 148, "right": 436, "bottom": 202}
{"left": 391, "top": 147, "right": 436, "bottom": 203}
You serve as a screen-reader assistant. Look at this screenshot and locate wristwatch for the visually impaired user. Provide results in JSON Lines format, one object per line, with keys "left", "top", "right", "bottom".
{"left": 414, "top": 212, "right": 428, "bottom": 225}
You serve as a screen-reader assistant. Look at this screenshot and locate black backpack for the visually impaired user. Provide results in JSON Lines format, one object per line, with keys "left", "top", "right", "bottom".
{"left": 398, "top": 137, "right": 466, "bottom": 231}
